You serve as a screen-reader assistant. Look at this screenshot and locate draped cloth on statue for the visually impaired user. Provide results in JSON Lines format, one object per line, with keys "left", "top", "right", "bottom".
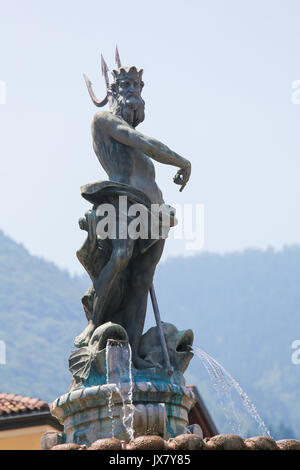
{"left": 77, "top": 180, "right": 176, "bottom": 325}
{"left": 80, "top": 180, "right": 177, "bottom": 254}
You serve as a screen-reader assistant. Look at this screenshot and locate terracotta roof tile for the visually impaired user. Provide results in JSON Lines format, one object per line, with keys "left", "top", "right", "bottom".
{"left": 0, "top": 393, "right": 49, "bottom": 417}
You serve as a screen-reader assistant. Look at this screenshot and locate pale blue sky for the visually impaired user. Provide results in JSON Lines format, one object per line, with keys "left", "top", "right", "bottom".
{"left": 0, "top": 0, "right": 300, "bottom": 273}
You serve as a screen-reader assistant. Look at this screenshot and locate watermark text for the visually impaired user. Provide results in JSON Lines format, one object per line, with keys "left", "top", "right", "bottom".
{"left": 291, "top": 339, "right": 300, "bottom": 365}
{"left": 89, "top": 197, "right": 204, "bottom": 252}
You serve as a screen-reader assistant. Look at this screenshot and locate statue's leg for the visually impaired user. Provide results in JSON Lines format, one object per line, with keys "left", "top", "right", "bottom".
{"left": 75, "top": 233, "right": 111, "bottom": 348}
{"left": 125, "top": 239, "right": 165, "bottom": 369}
{"left": 74, "top": 238, "right": 135, "bottom": 347}
{"left": 93, "top": 238, "right": 135, "bottom": 323}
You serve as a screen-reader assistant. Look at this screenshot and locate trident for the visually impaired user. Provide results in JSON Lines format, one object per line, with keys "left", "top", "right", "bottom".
{"left": 150, "top": 284, "right": 173, "bottom": 376}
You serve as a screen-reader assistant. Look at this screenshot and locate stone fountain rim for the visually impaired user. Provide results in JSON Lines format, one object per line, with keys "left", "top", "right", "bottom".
{"left": 50, "top": 382, "right": 195, "bottom": 422}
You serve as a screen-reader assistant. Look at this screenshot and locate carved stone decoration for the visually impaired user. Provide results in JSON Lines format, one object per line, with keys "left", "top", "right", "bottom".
{"left": 139, "top": 323, "right": 194, "bottom": 374}
{"left": 69, "top": 322, "right": 129, "bottom": 389}
{"left": 133, "top": 403, "right": 166, "bottom": 438}
{"left": 50, "top": 383, "right": 195, "bottom": 445}
{"left": 68, "top": 321, "right": 194, "bottom": 391}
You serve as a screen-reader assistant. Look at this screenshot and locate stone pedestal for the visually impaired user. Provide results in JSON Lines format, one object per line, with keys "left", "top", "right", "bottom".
{"left": 50, "top": 382, "right": 195, "bottom": 447}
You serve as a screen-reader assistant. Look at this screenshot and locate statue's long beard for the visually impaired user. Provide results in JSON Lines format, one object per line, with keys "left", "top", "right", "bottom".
{"left": 111, "top": 94, "right": 145, "bottom": 128}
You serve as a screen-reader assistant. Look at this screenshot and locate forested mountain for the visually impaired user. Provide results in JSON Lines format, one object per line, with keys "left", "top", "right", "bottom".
{"left": 0, "top": 230, "right": 299, "bottom": 438}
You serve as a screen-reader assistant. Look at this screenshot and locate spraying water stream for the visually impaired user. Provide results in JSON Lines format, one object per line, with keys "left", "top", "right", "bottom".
{"left": 105, "top": 337, "right": 270, "bottom": 439}
{"left": 195, "top": 347, "right": 271, "bottom": 437}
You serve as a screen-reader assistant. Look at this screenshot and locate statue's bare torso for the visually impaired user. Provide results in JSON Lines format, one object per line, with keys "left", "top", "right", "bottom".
{"left": 92, "top": 112, "right": 164, "bottom": 204}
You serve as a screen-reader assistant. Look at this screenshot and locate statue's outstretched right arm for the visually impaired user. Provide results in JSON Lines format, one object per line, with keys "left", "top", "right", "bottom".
{"left": 93, "top": 112, "right": 191, "bottom": 191}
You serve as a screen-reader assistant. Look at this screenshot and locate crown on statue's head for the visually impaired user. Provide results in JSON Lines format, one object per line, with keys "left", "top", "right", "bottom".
{"left": 111, "top": 66, "right": 144, "bottom": 88}
{"left": 83, "top": 46, "right": 144, "bottom": 108}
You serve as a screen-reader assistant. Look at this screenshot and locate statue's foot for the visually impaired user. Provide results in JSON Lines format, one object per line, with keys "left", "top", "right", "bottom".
{"left": 74, "top": 322, "right": 95, "bottom": 348}
{"left": 132, "top": 354, "right": 155, "bottom": 370}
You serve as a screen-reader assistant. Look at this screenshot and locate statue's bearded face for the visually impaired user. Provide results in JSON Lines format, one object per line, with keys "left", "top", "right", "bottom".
{"left": 111, "top": 76, "right": 145, "bottom": 128}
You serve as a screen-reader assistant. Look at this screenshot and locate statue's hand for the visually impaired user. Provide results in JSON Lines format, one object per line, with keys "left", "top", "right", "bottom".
{"left": 173, "top": 161, "right": 191, "bottom": 192}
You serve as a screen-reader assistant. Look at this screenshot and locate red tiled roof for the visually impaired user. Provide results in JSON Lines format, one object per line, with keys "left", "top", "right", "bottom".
{"left": 0, "top": 393, "right": 49, "bottom": 417}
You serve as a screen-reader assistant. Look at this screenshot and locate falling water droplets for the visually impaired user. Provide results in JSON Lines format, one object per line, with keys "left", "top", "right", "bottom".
{"left": 106, "top": 340, "right": 135, "bottom": 441}
{"left": 105, "top": 344, "right": 115, "bottom": 438}
{"left": 195, "top": 347, "right": 271, "bottom": 437}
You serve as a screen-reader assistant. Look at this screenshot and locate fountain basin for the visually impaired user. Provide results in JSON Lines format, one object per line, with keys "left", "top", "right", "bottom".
{"left": 50, "top": 381, "right": 195, "bottom": 446}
